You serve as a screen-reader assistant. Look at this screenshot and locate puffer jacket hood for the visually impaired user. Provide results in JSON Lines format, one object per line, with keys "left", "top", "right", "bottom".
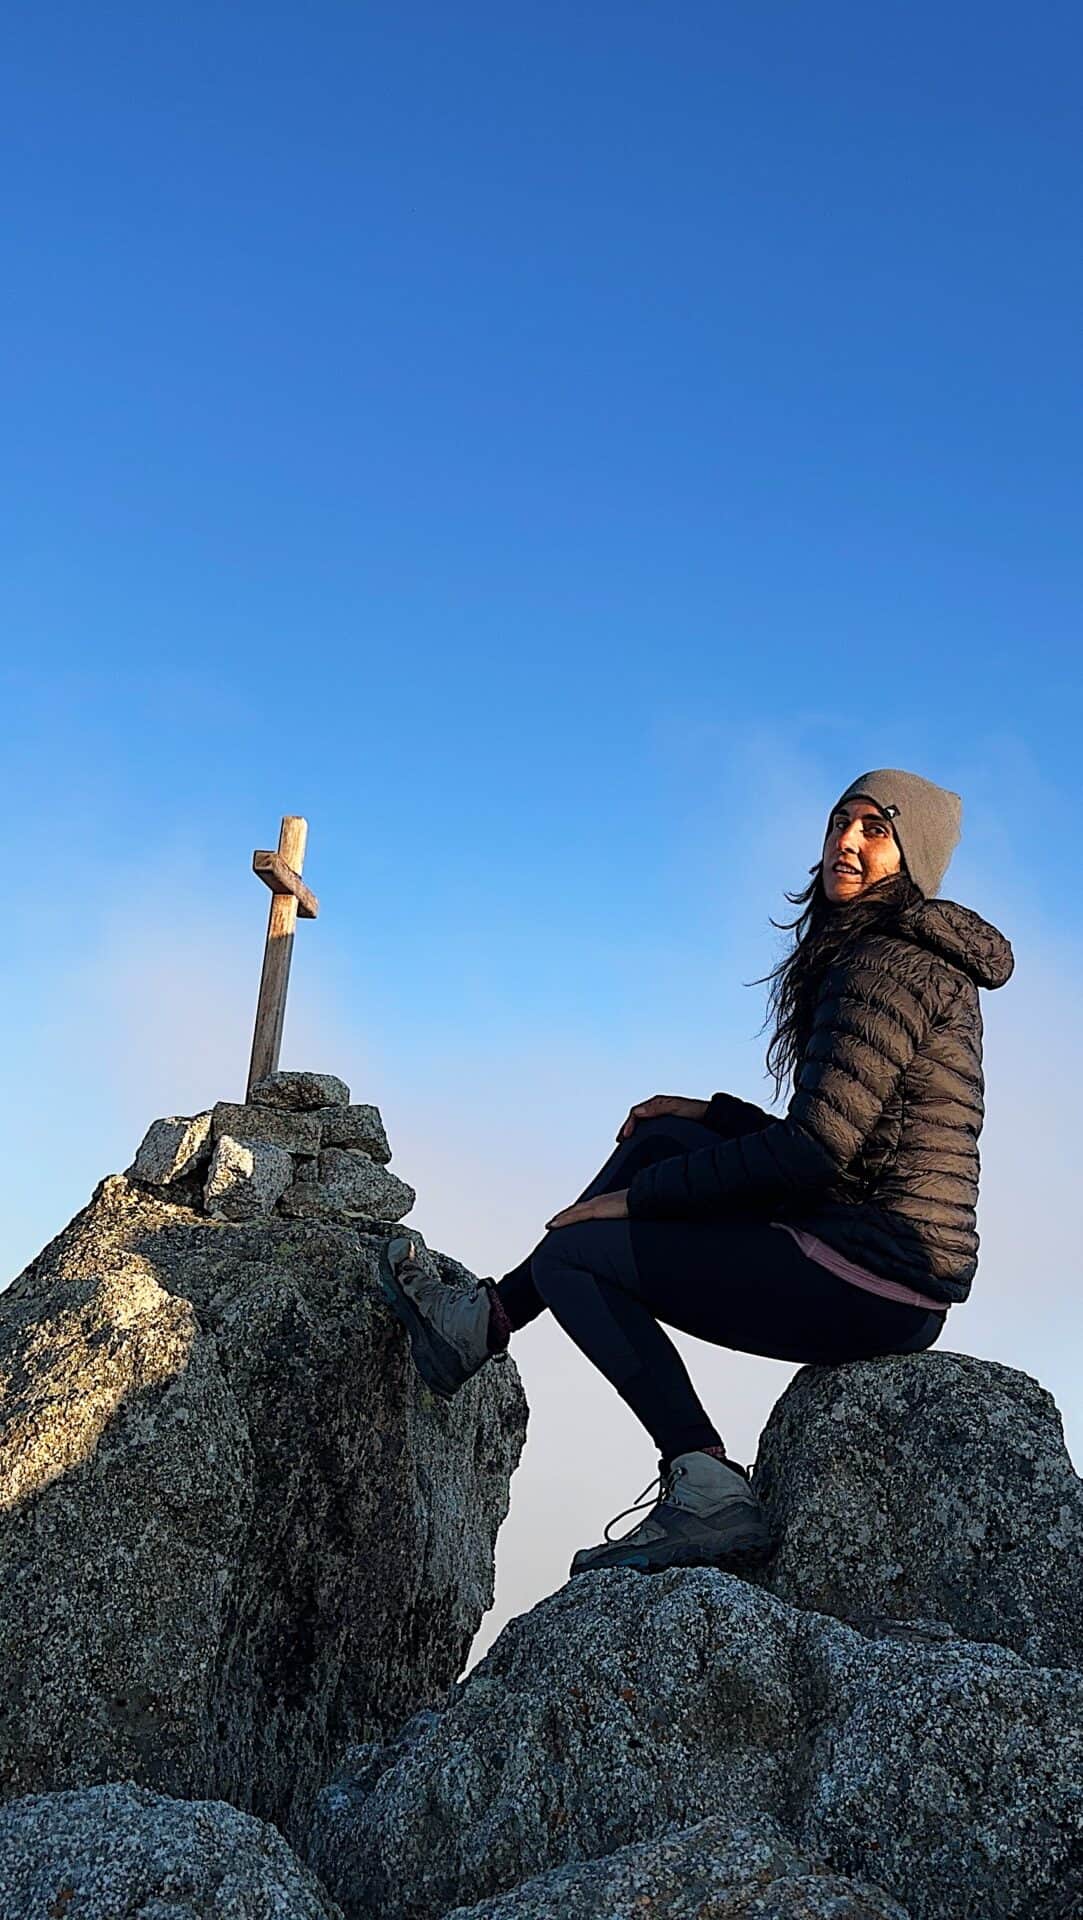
{"left": 897, "top": 898, "right": 1014, "bottom": 991}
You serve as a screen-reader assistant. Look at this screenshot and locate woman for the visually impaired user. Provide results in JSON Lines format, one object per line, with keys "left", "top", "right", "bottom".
{"left": 379, "top": 768, "right": 1014, "bottom": 1578}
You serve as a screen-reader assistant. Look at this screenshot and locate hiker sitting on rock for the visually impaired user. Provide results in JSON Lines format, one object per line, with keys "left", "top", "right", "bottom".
{"left": 380, "top": 768, "right": 1014, "bottom": 1579}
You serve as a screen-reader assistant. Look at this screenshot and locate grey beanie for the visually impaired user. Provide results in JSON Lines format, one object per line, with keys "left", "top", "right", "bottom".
{"left": 829, "top": 768, "right": 963, "bottom": 898}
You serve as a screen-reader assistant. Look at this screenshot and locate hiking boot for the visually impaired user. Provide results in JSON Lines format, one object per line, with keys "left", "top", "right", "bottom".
{"left": 378, "top": 1235, "right": 498, "bottom": 1399}
{"left": 569, "top": 1450, "right": 776, "bottom": 1577}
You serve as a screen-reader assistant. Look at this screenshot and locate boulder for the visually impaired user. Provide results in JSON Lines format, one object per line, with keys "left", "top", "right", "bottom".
{"left": 753, "top": 1351, "right": 1083, "bottom": 1669}
{"left": 0, "top": 1172, "right": 527, "bottom": 1842}
{"left": 250, "top": 1072, "right": 351, "bottom": 1111}
{"left": 443, "top": 1814, "right": 912, "bottom": 1920}
{"left": 280, "top": 1148, "right": 414, "bottom": 1223}
{"left": 318, "top": 1105, "right": 392, "bottom": 1163}
{"left": 0, "top": 1781, "right": 342, "bottom": 1920}
{"left": 204, "top": 1135, "right": 293, "bottom": 1220}
{"left": 212, "top": 1100, "right": 322, "bottom": 1157}
{"left": 131, "top": 1113, "right": 214, "bottom": 1186}
{"left": 308, "top": 1567, "right": 1083, "bottom": 1920}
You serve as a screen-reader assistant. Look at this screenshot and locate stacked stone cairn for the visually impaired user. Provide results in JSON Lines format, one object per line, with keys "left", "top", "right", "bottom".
{"left": 131, "top": 1070, "right": 415, "bottom": 1225}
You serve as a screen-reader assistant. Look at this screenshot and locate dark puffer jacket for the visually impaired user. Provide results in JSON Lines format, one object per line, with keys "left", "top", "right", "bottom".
{"left": 624, "top": 899, "right": 1014, "bottom": 1305}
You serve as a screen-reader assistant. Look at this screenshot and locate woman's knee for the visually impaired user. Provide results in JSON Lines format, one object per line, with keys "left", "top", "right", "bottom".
{"left": 530, "top": 1220, "right": 636, "bottom": 1301}
{"left": 529, "top": 1227, "right": 588, "bottom": 1300}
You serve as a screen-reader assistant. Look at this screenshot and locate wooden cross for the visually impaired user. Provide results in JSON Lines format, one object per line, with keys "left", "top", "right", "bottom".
{"left": 246, "top": 815, "right": 319, "bottom": 1097}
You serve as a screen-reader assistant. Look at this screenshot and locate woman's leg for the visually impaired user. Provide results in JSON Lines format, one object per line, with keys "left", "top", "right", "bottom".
{"left": 527, "top": 1208, "right": 944, "bottom": 1464}
{"left": 527, "top": 1214, "right": 725, "bottom": 1460}
{"left": 494, "top": 1115, "right": 723, "bottom": 1334}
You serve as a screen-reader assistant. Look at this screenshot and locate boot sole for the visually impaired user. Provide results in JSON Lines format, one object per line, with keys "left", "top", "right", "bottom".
{"left": 377, "top": 1240, "right": 469, "bottom": 1400}
{"left": 569, "top": 1523, "right": 777, "bottom": 1579}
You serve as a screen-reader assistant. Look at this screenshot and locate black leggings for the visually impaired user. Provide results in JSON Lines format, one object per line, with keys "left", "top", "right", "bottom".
{"left": 494, "top": 1115, "right": 946, "bottom": 1463}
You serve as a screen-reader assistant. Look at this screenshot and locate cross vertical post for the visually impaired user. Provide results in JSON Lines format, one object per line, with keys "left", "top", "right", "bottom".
{"left": 246, "top": 815, "right": 320, "bottom": 1098}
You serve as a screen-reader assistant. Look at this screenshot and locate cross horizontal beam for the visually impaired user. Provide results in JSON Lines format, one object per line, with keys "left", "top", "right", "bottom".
{"left": 252, "top": 850, "right": 319, "bottom": 919}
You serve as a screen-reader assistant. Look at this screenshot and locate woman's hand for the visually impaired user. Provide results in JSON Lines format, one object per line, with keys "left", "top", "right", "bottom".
{"left": 617, "top": 1094, "right": 709, "bottom": 1141}
{"left": 546, "top": 1189, "right": 629, "bottom": 1231}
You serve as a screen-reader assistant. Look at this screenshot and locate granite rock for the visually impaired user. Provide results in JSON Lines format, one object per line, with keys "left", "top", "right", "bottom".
{"left": 754, "top": 1351, "right": 1083, "bottom": 1669}
{"left": 203, "top": 1134, "right": 294, "bottom": 1220}
{"left": 212, "top": 1100, "right": 321, "bottom": 1157}
{"left": 0, "top": 1173, "right": 527, "bottom": 1841}
{"left": 318, "top": 1105, "right": 392, "bottom": 1163}
{"left": 250, "top": 1072, "right": 351, "bottom": 1111}
{"left": 309, "top": 1567, "right": 1083, "bottom": 1920}
{"left": 279, "top": 1148, "right": 414, "bottom": 1223}
{"left": 0, "top": 1781, "right": 343, "bottom": 1920}
{"left": 443, "top": 1814, "right": 912, "bottom": 1920}
{"left": 131, "top": 1113, "right": 214, "bottom": 1186}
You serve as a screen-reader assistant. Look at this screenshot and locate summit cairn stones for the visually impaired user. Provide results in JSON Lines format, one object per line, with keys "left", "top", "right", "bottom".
{"left": 132, "top": 1113, "right": 213, "bottom": 1186}
{"left": 124, "top": 1072, "right": 409, "bottom": 1229}
{"left": 319, "top": 1104, "right": 392, "bottom": 1162}
{"left": 280, "top": 1149, "right": 414, "bottom": 1223}
{"left": 212, "top": 1100, "right": 322, "bottom": 1158}
{"left": 204, "top": 1135, "right": 293, "bottom": 1221}
{"left": 251, "top": 1071, "right": 351, "bottom": 1111}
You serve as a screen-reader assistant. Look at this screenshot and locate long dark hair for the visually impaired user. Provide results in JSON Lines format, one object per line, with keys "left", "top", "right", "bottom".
{"left": 759, "top": 867, "right": 923, "bottom": 1099}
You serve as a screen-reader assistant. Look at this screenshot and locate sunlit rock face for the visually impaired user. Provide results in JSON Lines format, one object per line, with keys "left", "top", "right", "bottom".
{"left": 0, "top": 1782, "right": 344, "bottom": 1920}
{"left": 754, "top": 1350, "right": 1083, "bottom": 1669}
{"left": 309, "top": 1567, "right": 1083, "bottom": 1920}
{"left": 0, "top": 1161, "right": 527, "bottom": 1844}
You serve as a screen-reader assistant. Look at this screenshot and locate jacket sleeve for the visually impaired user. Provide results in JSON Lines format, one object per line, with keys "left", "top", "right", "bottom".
{"left": 701, "top": 1092, "right": 776, "bottom": 1138}
{"left": 625, "top": 945, "right": 943, "bottom": 1221}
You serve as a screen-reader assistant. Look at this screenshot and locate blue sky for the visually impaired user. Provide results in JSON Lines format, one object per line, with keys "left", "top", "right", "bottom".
{"left": 3, "top": 4, "right": 1080, "bottom": 1642}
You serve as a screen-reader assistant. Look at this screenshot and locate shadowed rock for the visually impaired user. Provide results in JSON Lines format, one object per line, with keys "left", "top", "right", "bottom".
{"left": 0, "top": 1781, "right": 343, "bottom": 1920}
{"left": 0, "top": 1170, "right": 527, "bottom": 1842}
{"left": 280, "top": 1148, "right": 415, "bottom": 1222}
{"left": 319, "top": 1105, "right": 393, "bottom": 1162}
{"left": 442, "top": 1813, "right": 912, "bottom": 1920}
{"left": 132, "top": 1113, "right": 214, "bottom": 1185}
{"left": 250, "top": 1072, "right": 351, "bottom": 1111}
{"left": 753, "top": 1351, "right": 1083, "bottom": 1669}
{"left": 308, "top": 1567, "right": 1082, "bottom": 1920}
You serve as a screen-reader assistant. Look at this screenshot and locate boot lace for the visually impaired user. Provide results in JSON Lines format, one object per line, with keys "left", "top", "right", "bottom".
{"left": 602, "top": 1462, "right": 680, "bottom": 1544}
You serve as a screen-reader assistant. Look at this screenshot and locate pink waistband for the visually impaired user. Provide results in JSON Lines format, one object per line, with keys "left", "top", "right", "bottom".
{"left": 771, "top": 1223, "right": 949, "bottom": 1314}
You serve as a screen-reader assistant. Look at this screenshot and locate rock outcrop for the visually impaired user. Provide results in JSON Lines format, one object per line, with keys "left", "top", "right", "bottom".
{"left": 754, "top": 1351, "right": 1083, "bottom": 1669}
{"left": 309, "top": 1566, "right": 1083, "bottom": 1920}
{"left": 442, "top": 1814, "right": 912, "bottom": 1919}
{"left": 3, "top": 1069, "right": 1081, "bottom": 1920}
{"left": 0, "top": 1782, "right": 343, "bottom": 1920}
{"left": 0, "top": 1078, "right": 528, "bottom": 1846}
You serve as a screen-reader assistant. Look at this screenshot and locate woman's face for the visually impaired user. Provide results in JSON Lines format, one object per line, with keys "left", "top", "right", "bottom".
{"left": 822, "top": 798, "right": 902, "bottom": 903}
